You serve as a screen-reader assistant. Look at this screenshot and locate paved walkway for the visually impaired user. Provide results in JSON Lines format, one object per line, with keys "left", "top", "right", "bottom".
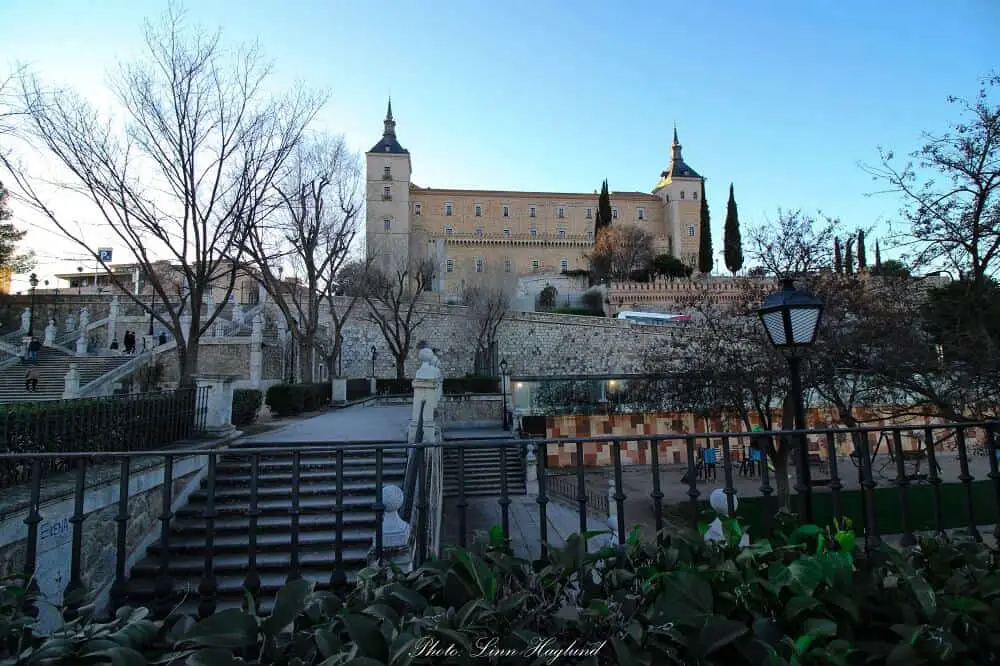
{"left": 238, "top": 404, "right": 412, "bottom": 443}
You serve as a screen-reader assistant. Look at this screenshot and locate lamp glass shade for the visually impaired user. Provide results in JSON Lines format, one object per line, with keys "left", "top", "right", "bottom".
{"left": 758, "top": 279, "right": 824, "bottom": 348}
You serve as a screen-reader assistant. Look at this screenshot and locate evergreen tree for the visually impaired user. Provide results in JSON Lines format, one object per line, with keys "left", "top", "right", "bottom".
{"left": 723, "top": 183, "right": 743, "bottom": 274}
{"left": 0, "top": 182, "right": 34, "bottom": 273}
{"left": 834, "top": 237, "right": 843, "bottom": 273}
{"left": 875, "top": 239, "right": 882, "bottom": 271}
{"left": 857, "top": 229, "right": 867, "bottom": 268}
{"left": 698, "top": 184, "right": 712, "bottom": 274}
{"left": 845, "top": 237, "right": 855, "bottom": 274}
{"left": 595, "top": 180, "right": 612, "bottom": 234}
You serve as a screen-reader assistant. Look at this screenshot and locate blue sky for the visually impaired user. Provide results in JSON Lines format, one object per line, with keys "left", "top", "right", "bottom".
{"left": 2, "top": 0, "right": 997, "bottom": 288}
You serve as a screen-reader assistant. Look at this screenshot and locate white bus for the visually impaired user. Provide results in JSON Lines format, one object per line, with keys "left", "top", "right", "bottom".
{"left": 615, "top": 311, "right": 692, "bottom": 326}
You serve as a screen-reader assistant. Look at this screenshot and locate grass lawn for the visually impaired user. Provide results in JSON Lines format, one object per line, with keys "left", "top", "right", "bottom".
{"left": 673, "top": 481, "right": 1000, "bottom": 538}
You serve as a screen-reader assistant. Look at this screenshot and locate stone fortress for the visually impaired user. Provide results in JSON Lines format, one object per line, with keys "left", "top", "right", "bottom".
{"left": 364, "top": 100, "right": 707, "bottom": 298}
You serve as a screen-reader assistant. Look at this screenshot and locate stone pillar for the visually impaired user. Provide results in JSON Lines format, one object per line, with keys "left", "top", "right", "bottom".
{"left": 79, "top": 306, "right": 90, "bottom": 330}
{"left": 107, "top": 296, "right": 120, "bottom": 346}
{"left": 180, "top": 313, "right": 192, "bottom": 343}
{"left": 608, "top": 477, "right": 617, "bottom": 520}
{"left": 409, "top": 377, "right": 440, "bottom": 443}
{"left": 76, "top": 335, "right": 87, "bottom": 356}
{"left": 193, "top": 374, "right": 240, "bottom": 437}
{"left": 369, "top": 376, "right": 377, "bottom": 397}
{"left": 370, "top": 484, "right": 411, "bottom": 571}
{"left": 63, "top": 363, "right": 81, "bottom": 399}
{"left": 525, "top": 443, "right": 538, "bottom": 496}
{"left": 332, "top": 378, "right": 347, "bottom": 405}
{"left": 65, "top": 313, "right": 76, "bottom": 334}
{"left": 232, "top": 303, "right": 245, "bottom": 330}
{"left": 258, "top": 283, "right": 267, "bottom": 308}
{"left": 20, "top": 308, "right": 30, "bottom": 332}
{"left": 43, "top": 319, "right": 57, "bottom": 346}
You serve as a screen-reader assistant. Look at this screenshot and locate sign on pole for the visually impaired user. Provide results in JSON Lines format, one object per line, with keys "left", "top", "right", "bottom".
{"left": 98, "top": 248, "right": 113, "bottom": 263}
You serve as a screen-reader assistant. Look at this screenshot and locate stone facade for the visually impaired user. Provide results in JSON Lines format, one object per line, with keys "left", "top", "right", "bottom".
{"left": 364, "top": 101, "right": 706, "bottom": 299}
{"left": 439, "top": 394, "right": 504, "bottom": 426}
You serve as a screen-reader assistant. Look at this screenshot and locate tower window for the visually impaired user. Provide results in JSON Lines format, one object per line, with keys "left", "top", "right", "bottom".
{"left": 475, "top": 204, "right": 482, "bottom": 217}
{"left": 383, "top": 217, "right": 391, "bottom": 231}
{"left": 560, "top": 258, "right": 569, "bottom": 271}
{"left": 382, "top": 186, "right": 391, "bottom": 201}
{"left": 680, "top": 191, "right": 685, "bottom": 200}
{"left": 557, "top": 228, "right": 566, "bottom": 239}
{"left": 504, "top": 257, "right": 512, "bottom": 273}
{"left": 414, "top": 203, "right": 422, "bottom": 216}
{"left": 530, "top": 228, "right": 537, "bottom": 238}
{"left": 475, "top": 257, "right": 484, "bottom": 273}
{"left": 446, "top": 259, "right": 454, "bottom": 273}
{"left": 692, "top": 192, "right": 698, "bottom": 200}
{"left": 687, "top": 224, "right": 696, "bottom": 237}
{"left": 383, "top": 165, "right": 391, "bottom": 180}
{"left": 531, "top": 258, "right": 540, "bottom": 272}
{"left": 637, "top": 207, "right": 645, "bottom": 220}
{"left": 503, "top": 228, "right": 511, "bottom": 237}
{"left": 586, "top": 231, "right": 594, "bottom": 241}
{"left": 557, "top": 206, "right": 565, "bottom": 219}
{"left": 444, "top": 202, "right": 453, "bottom": 216}
{"left": 474, "top": 227, "right": 484, "bottom": 237}
{"left": 612, "top": 207, "right": 619, "bottom": 219}
{"left": 502, "top": 205, "right": 509, "bottom": 217}
{"left": 529, "top": 206, "right": 536, "bottom": 218}
{"left": 585, "top": 207, "right": 593, "bottom": 219}
{"left": 445, "top": 226, "right": 454, "bottom": 236}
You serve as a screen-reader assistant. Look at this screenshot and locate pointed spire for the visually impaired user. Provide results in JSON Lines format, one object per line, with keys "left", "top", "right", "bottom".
{"left": 671, "top": 125, "right": 683, "bottom": 164}
{"left": 383, "top": 97, "right": 396, "bottom": 138}
{"left": 673, "top": 124, "right": 679, "bottom": 146}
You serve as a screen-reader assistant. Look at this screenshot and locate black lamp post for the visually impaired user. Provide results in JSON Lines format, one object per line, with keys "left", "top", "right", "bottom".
{"left": 76, "top": 266, "right": 83, "bottom": 295}
{"left": 757, "top": 277, "right": 824, "bottom": 523}
{"left": 28, "top": 273, "right": 39, "bottom": 336}
{"left": 500, "top": 358, "right": 509, "bottom": 430}
{"left": 370, "top": 345, "right": 377, "bottom": 378}
{"left": 148, "top": 288, "right": 156, "bottom": 336}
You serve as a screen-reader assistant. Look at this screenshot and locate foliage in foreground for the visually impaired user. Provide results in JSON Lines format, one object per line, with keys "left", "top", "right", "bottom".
{"left": 1, "top": 515, "right": 998, "bottom": 665}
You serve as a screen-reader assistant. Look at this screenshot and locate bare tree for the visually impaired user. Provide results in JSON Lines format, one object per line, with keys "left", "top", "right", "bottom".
{"left": 1, "top": 6, "right": 322, "bottom": 384}
{"left": 242, "top": 135, "right": 361, "bottom": 383}
{"left": 862, "top": 74, "right": 1000, "bottom": 293}
{"left": 591, "top": 224, "right": 655, "bottom": 281}
{"left": 461, "top": 271, "right": 516, "bottom": 376}
{"left": 363, "top": 253, "right": 436, "bottom": 379}
{"left": 748, "top": 210, "right": 839, "bottom": 278}
{"left": 321, "top": 257, "right": 373, "bottom": 379}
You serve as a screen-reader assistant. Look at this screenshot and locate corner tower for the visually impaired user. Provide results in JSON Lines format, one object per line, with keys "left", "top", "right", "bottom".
{"left": 653, "top": 127, "right": 704, "bottom": 267}
{"left": 365, "top": 99, "right": 413, "bottom": 272}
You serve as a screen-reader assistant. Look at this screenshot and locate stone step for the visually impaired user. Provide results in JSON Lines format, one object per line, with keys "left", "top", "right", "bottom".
{"left": 170, "top": 512, "right": 381, "bottom": 534}
{"left": 189, "top": 480, "right": 404, "bottom": 502}
{"left": 148, "top": 529, "right": 376, "bottom": 556}
{"left": 241, "top": 467, "right": 408, "bottom": 483}
{"left": 176, "top": 496, "right": 381, "bottom": 517}
{"left": 130, "top": 548, "right": 371, "bottom": 576}
{"left": 215, "top": 456, "right": 408, "bottom": 473}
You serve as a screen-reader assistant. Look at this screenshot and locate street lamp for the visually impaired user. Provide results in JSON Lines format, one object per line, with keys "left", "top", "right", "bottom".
{"left": 757, "top": 277, "right": 824, "bottom": 523}
{"left": 76, "top": 266, "right": 83, "bottom": 295}
{"left": 370, "top": 345, "right": 378, "bottom": 378}
{"left": 500, "top": 358, "right": 509, "bottom": 430}
{"left": 28, "top": 273, "right": 39, "bottom": 336}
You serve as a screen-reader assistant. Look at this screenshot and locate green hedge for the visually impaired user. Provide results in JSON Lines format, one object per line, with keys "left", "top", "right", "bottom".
{"left": 0, "top": 390, "right": 199, "bottom": 486}
{"left": 265, "top": 383, "right": 331, "bottom": 418}
{"left": 552, "top": 306, "right": 604, "bottom": 316}
{"left": 231, "top": 389, "right": 263, "bottom": 427}
{"left": 346, "top": 378, "right": 371, "bottom": 401}
{"left": 376, "top": 376, "right": 499, "bottom": 396}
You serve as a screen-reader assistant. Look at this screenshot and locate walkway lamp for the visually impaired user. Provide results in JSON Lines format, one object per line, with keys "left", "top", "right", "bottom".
{"left": 500, "top": 358, "right": 509, "bottom": 430}
{"left": 370, "top": 345, "right": 377, "bottom": 378}
{"left": 28, "top": 273, "right": 39, "bottom": 336}
{"left": 757, "top": 277, "right": 824, "bottom": 523}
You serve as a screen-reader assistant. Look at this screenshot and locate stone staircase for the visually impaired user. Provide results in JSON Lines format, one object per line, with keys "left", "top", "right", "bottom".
{"left": 0, "top": 348, "right": 132, "bottom": 402}
{"left": 443, "top": 444, "right": 527, "bottom": 497}
{"left": 126, "top": 442, "right": 409, "bottom": 615}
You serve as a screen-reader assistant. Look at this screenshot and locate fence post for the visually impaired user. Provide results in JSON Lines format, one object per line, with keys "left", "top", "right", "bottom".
{"left": 192, "top": 375, "right": 238, "bottom": 438}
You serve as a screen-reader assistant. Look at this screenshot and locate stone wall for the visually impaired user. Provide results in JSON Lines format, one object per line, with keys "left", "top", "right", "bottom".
{"left": 439, "top": 394, "right": 504, "bottom": 426}
{"left": 0, "top": 455, "right": 207, "bottom": 630}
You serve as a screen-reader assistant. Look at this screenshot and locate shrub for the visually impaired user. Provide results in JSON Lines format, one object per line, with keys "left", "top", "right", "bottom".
{"left": 552, "top": 307, "right": 605, "bottom": 316}
{"left": 346, "top": 378, "right": 371, "bottom": 401}
{"left": 231, "top": 389, "right": 263, "bottom": 427}
{"left": 443, "top": 375, "right": 498, "bottom": 394}
{"left": 581, "top": 288, "right": 604, "bottom": 313}
{"left": 266, "top": 383, "right": 331, "bottom": 417}
{"left": 538, "top": 284, "right": 558, "bottom": 309}
{"left": 376, "top": 378, "right": 412, "bottom": 395}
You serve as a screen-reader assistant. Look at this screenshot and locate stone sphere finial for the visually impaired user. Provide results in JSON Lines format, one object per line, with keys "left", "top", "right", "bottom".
{"left": 710, "top": 488, "right": 737, "bottom": 516}
{"left": 382, "top": 484, "right": 404, "bottom": 513}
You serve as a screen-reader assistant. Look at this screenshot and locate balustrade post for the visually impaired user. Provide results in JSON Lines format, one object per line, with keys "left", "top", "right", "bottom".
{"left": 372, "top": 484, "right": 411, "bottom": 570}
{"left": 63, "top": 458, "right": 88, "bottom": 621}
{"left": 109, "top": 458, "right": 131, "bottom": 612}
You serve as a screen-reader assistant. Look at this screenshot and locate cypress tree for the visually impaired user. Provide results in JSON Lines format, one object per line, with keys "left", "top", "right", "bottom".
{"left": 595, "top": 180, "right": 612, "bottom": 234}
{"left": 875, "top": 239, "right": 882, "bottom": 271}
{"left": 834, "top": 238, "right": 843, "bottom": 273}
{"left": 845, "top": 237, "right": 855, "bottom": 275}
{"left": 698, "top": 183, "right": 712, "bottom": 274}
{"left": 857, "top": 229, "right": 867, "bottom": 268}
{"left": 723, "top": 183, "right": 743, "bottom": 274}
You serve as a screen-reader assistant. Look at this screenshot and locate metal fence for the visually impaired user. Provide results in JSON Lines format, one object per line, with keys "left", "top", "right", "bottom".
{"left": 0, "top": 420, "right": 996, "bottom": 624}
{"left": 0, "top": 387, "right": 208, "bottom": 488}
{"left": 545, "top": 471, "right": 610, "bottom": 518}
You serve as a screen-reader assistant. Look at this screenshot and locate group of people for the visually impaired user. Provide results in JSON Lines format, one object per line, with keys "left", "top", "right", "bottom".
{"left": 110, "top": 330, "right": 169, "bottom": 353}
{"left": 24, "top": 336, "right": 41, "bottom": 393}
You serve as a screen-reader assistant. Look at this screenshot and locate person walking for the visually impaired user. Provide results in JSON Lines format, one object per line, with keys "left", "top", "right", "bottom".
{"left": 124, "top": 330, "right": 135, "bottom": 354}
{"left": 25, "top": 366, "right": 38, "bottom": 393}
{"left": 158, "top": 331, "right": 167, "bottom": 346}
{"left": 26, "top": 337, "right": 41, "bottom": 363}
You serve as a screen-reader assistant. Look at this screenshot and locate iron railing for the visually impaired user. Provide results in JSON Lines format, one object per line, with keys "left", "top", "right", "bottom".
{"left": 0, "top": 387, "right": 208, "bottom": 488}
{"left": 545, "top": 471, "right": 610, "bottom": 517}
{"left": 0, "top": 420, "right": 996, "bottom": 625}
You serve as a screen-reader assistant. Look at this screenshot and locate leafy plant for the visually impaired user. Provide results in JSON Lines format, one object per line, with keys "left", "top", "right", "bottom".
{"left": 231, "top": 389, "right": 263, "bottom": 427}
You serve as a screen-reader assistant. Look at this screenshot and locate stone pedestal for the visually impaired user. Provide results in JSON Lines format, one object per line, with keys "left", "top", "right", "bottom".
{"left": 409, "top": 377, "right": 441, "bottom": 443}
{"left": 525, "top": 443, "right": 538, "bottom": 497}
{"left": 63, "top": 364, "right": 81, "bottom": 399}
{"left": 20, "top": 308, "right": 31, "bottom": 333}
{"left": 193, "top": 374, "right": 240, "bottom": 437}
{"left": 369, "top": 377, "right": 377, "bottom": 397}
{"left": 76, "top": 335, "right": 87, "bottom": 356}
{"left": 370, "top": 484, "right": 412, "bottom": 571}
{"left": 43, "top": 319, "right": 57, "bottom": 346}
{"left": 332, "top": 377, "right": 347, "bottom": 405}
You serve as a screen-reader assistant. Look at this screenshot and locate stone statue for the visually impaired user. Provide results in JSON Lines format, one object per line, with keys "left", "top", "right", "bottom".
{"left": 76, "top": 335, "right": 87, "bottom": 356}
{"left": 65, "top": 313, "right": 76, "bottom": 333}
{"left": 251, "top": 313, "right": 264, "bottom": 342}
{"left": 109, "top": 295, "right": 120, "bottom": 319}
{"left": 415, "top": 347, "right": 442, "bottom": 381}
{"left": 232, "top": 303, "right": 245, "bottom": 329}
{"left": 44, "top": 319, "right": 57, "bottom": 346}
{"left": 703, "top": 488, "right": 750, "bottom": 547}
{"left": 20, "top": 308, "right": 30, "bottom": 332}
{"left": 79, "top": 306, "right": 91, "bottom": 330}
